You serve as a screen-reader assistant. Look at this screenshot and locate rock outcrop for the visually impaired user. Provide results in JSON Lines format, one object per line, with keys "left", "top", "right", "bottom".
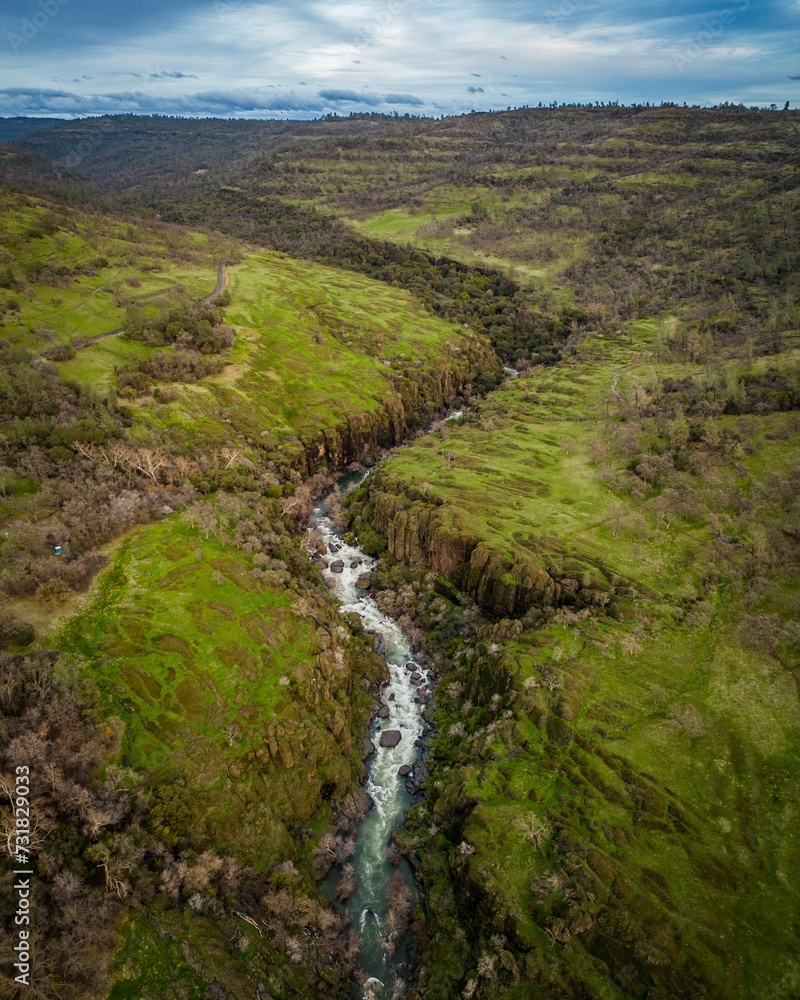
{"left": 356, "top": 474, "right": 622, "bottom": 618}
{"left": 302, "top": 334, "right": 500, "bottom": 474}
{"left": 367, "top": 482, "right": 561, "bottom": 617}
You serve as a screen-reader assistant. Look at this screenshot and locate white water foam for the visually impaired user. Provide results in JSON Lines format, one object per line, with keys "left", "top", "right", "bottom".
{"left": 312, "top": 497, "right": 429, "bottom": 998}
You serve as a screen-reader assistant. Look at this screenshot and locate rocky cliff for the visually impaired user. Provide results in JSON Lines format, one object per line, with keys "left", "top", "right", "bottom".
{"left": 302, "top": 335, "right": 501, "bottom": 474}
{"left": 355, "top": 474, "right": 622, "bottom": 618}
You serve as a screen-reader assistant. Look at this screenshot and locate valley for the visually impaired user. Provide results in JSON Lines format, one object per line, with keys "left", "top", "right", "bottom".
{"left": 0, "top": 106, "right": 798, "bottom": 1000}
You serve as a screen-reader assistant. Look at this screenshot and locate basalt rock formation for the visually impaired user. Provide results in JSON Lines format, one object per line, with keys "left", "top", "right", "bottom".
{"left": 358, "top": 475, "right": 622, "bottom": 618}
{"left": 302, "top": 336, "right": 501, "bottom": 474}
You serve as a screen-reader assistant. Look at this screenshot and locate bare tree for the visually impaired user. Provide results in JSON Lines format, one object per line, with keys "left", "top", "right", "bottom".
{"left": 97, "top": 851, "right": 129, "bottom": 899}
{"left": 218, "top": 447, "right": 244, "bottom": 469}
{"left": 519, "top": 812, "right": 551, "bottom": 849}
{"left": 129, "top": 448, "right": 167, "bottom": 484}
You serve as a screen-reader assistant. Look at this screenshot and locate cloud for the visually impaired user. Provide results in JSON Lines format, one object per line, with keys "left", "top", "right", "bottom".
{"left": 193, "top": 89, "right": 324, "bottom": 112}
{"left": 0, "top": 0, "right": 796, "bottom": 117}
{"left": 384, "top": 93, "right": 425, "bottom": 106}
{"left": 318, "top": 89, "right": 425, "bottom": 108}
{"left": 149, "top": 71, "right": 198, "bottom": 80}
{"left": 0, "top": 86, "right": 326, "bottom": 117}
{"left": 1, "top": 87, "right": 74, "bottom": 99}
{"left": 318, "top": 88, "right": 381, "bottom": 105}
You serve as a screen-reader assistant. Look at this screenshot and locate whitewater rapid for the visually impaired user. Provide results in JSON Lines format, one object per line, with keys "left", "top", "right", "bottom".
{"left": 312, "top": 484, "right": 429, "bottom": 999}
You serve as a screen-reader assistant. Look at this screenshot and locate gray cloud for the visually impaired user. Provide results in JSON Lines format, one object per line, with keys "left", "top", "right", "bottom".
{"left": 193, "top": 89, "right": 324, "bottom": 112}
{"left": 384, "top": 93, "right": 425, "bottom": 106}
{"left": 318, "top": 88, "right": 381, "bottom": 106}
{"left": 467, "top": 86, "right": 484, "bottom": 94}
{"left": 0, "top": 86, "right": 326, "bottom": 116}
{"left": 318, "top": 89, "right": 426, "bottom": 109}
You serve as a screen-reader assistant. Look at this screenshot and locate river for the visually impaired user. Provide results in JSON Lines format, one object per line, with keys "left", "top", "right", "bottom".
{"left": 311, "top": 477, "right": 430, "bottom": 1000}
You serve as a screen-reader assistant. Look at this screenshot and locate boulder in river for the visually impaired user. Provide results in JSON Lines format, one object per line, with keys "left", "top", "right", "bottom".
{"left": 330, "top": 559, "right": 345, "bottom": 573}
{"left": 328, "top": 543, "right": 341, "bottom": 554}
{"left": 350, "top": 561, "right": 361, "bottom": 569}
{"left": 362, "top": 736, "right": 375, "bottom": 758}
{"left": 398, "top": 765, "right": 413, "bottom": 777}
{"left": 356, "top": 572, "right": 373, "bottom": 589}
{"left": 377, "top": 706, "right": 390, "bottom": 719}
{"left": 380, "top": 729, "right": 402, "bottom": 748}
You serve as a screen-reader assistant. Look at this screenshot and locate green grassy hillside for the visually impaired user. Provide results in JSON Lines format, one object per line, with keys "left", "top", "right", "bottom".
{"left": 1, "top": 108, "right": 798, "bottom": 999}
{"left": 56, "top": 510, "right": 377, "bottom": 857}
{"left": 0, "top": 185, "right": 498, "bottom": 630}
{"left": 349, "top": 320, "right": 800, "bottom": 998}
{"left": 15, "top": 110, "right": 798, "bottom": 341}
{"left": 39, "top": 248, "right": 499, "bottom": 487}
{"left": 0, "top": 183, "right": 497, "bottom": 996}
{"left": 99, "top": 107, "right": 796, "bottom": 374}
{"left": 0, "top": 186, "right": 235, "bottom": 354}
{"left": 0, "top": 491, "right": 384, "bottom": 997}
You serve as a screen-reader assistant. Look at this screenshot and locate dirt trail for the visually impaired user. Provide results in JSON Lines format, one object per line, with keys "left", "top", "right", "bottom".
{"left": 201, "top": 262, "right": 227, "bottom": 306}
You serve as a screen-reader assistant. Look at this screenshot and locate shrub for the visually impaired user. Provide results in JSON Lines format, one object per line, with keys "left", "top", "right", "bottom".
{"left": 0, "top": 614, "right": 35, "bottom": 648}
{"left": 43, "top": 341, "right": 76, "bottom": 361}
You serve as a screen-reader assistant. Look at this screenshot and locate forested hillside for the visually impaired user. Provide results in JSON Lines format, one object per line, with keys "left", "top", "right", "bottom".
{"left": 0, "top": 160, "right": 495, "bottom": 997}
{"left": 0, "top": 106, "right": 798, "bottom": 1000}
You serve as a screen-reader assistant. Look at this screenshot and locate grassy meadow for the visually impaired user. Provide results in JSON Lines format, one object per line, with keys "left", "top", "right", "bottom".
{"left": 56, "top": 512, "right": 350, "bottom": 863}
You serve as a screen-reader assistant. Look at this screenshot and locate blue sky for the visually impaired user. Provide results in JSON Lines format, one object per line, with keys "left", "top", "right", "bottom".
{"left": 1, "top": 0, "right": 798, "bottom": 118}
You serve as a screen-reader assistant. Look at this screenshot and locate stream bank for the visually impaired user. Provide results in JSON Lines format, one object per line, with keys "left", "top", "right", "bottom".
{"left": 311, "top": 477, "right": 432, "bottom": 1000}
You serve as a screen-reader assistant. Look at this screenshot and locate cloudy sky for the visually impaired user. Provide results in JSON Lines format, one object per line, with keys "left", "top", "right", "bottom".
{"left": 1, "top": 0, "right": 798, "bottom": 119}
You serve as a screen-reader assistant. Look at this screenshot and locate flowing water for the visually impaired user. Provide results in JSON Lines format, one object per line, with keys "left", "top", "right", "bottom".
{"left": 312, "top": 478, "right": 430, "bottom": 1000}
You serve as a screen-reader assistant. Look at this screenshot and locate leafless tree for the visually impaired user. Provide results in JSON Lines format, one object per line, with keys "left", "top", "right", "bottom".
{"left": 129, "top": 448, "right": 167, "bottom": 484}
{"left": 218, "top": 447, "right": 244, "bottom": 469}
{"left": 518, "top": 812, "right": 550, "bottom": 849}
